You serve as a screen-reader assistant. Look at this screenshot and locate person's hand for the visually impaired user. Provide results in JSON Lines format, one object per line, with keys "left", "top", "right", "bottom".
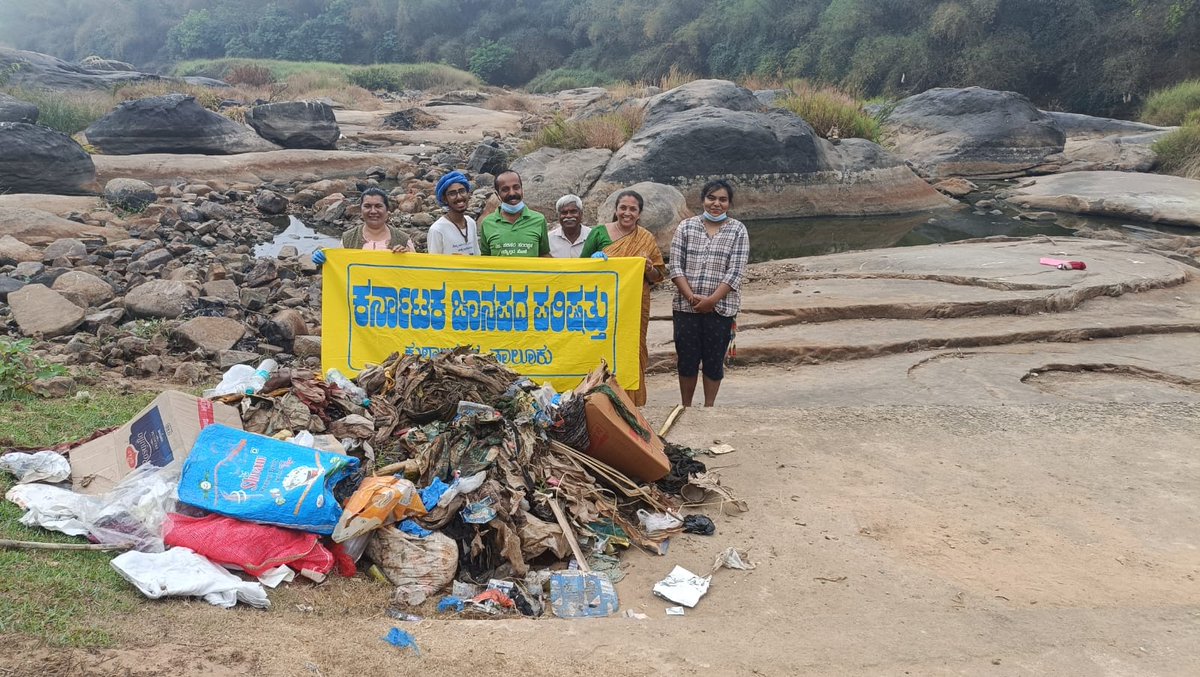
{"left": 311, "top": 249, "right": 326, "bottom": 265}
{"left": 693, "top": 295, "right": 717, "bottom": 313}
{"left": 590, "top": 251, "right": 608, "bottom": 260}
{"left": 392, "top": 240, "right": 416, "bottom": 254}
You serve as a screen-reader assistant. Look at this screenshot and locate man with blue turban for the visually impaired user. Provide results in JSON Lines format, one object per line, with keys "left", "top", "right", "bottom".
{"left": 427, "top": 170, "right": 480, "bottom": 255}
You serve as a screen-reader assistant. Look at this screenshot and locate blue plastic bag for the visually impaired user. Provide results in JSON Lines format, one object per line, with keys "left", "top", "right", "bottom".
{"left": 383, "top": 627, "right": 420, "bottom": 654}
{"left": 178, "top": 424, "right": 359, "bottom": 535}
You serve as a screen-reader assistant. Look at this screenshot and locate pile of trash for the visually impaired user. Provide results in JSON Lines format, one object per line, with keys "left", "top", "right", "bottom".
{"left": 2, "top": 348, "right": 749, "bottom": 619}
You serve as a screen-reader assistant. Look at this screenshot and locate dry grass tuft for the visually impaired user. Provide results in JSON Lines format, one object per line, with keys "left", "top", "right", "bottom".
{"left": 484, "top": 92, "right": 539, "bottom": 113}
{"left": 524, "top": 105, "right": 645, "bottom": 153}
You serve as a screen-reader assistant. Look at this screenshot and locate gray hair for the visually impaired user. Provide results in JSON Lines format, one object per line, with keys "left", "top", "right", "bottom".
{"left": 555, "top": 194, "right": 583, "bottom": 213}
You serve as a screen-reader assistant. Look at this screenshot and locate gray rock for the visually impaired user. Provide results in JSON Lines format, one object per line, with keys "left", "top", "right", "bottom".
{"left": 292, "top": 334, "right": 322, "bottom": 359}
{"left": 1001, "top": 171, "right": 1200, "bottom": 227}
{"left": 0, "top": 122, "right": 96, "bottom": 194}
{"left": 11, "top": 261, "right": 44, "bottom": 277}
{"left": 510, "top": 147, "right": 613, "bottom": 222}
{"left": 218, "top": 349, "right": 260, "bottom": 368}
{"left": 83, "top": 307, "right": 126, "bottom": 329}
{"left": 172, "top": 316, "right": 246, "bottom": 353}
{"left": 240, "top": 286, "right": 269, "bottom": 310}
{"left": 133, "top": 247, "right": 174, "bottom": 270}
{"left": 124, "top": 279, "right": 196, "bottom": 319}
{"left": 598, "top": 182, "right": 690, "bottom": 249}
{"left": 42, "top": 238, "right": 87, "bottom": 261}
{"left": 173, "top": 362, "right": 207, "bottom": 386}
{"left": 8, "top": 284, "right": 85, "bottom": 337}
{"left": 0, "top": 92, "right": 38, "bottom": 123}
{"left": 466, "top": 142, "right": 508, "bottom": 175}
{"left": 641, "top": 79, "right": 761, "bottom": 127}
{"left": 883, "top": 87, "right": 1066, "bottom": 178}
{"left": 198, "top": 200, "right": 234, "bottom": 221}
{"left": 1042, "top": 111, "right": 1169, "bottom": 140}
{"left": 31, "top": 376, "right": 76, "bottom": 398}
{"left": 255, "top": 190, "right": 289, "bottom": 215}
{"left": 201, "top": 278, "right": 239, "bottom": 301}
{"left": 104, "top": 178, "right": 156, "bottom": 211}
{"left": 0, "top": 275, "right": 25, "bottom": 301}
{"left": 752, "top": 89, "right": 791, "bottom": 107}
{"left": 134, "top": 355, "right": 162, "bottom": 375}
{"left": 78, "top": 55, "right": 135, "bottom": 72}
{"left": 84, "top": 93, "right": 282, "bottom": 155}
{"left": 245, "top": 101, "right": 339, "bottom": 150}
{"left": 51, "top": 270, "right": 115, "bottom": 307}
{"left": 0, "top": 235, "right": 43, "bottom": 265}
{"left": 244, "top": 258, "right": 278, "bottom": 287}
{"left": 277, "top": 245, "right": 299, "bottom": 259}
{"left": 0, "top": 46, "right": 158, "bottom": 90}
{"left": 410, "top": 212, "right": 435, "bottom": 228}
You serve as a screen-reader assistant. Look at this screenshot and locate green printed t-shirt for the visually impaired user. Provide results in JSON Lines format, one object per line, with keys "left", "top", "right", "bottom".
{"left": 479, "top": 208, "right": 550, "bottom": 257}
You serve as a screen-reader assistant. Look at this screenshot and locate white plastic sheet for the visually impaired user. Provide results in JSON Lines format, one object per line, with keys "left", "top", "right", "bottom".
{"left": 652, "top": 565, "right": 710, "bottom": 608}
{"left": 0, "top": 450, "right": 71, "bottom": 484}
{"left": 4, "top": 483, "right": 96, "bottom": 536}
{"left": 110, "top": 547, "right": 270, "bottom": 609}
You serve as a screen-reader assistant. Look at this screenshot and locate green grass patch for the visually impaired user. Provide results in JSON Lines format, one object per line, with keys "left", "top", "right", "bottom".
{"left": 1141, "top": 79, "right": 1200, "bottom": 126}
{"left": 524, "top": 107, "right": 645, "bottom": 153}
{"left": 0, "top": 87, "right": 111, "bottom": 135}
{"left": 0, "top": 389, "right": 156, "bottom": 647}
{"left": 174, "top": 58, "right": 480, "bottom": 92}
{"left": 527, "top": 68, "right": 614, "bottom": 93}
{"left": 777, "top": 81, "right": 882, "bottom": 142}
{"left": 1153, "top": 120, "right": 1200, "bottom": 179}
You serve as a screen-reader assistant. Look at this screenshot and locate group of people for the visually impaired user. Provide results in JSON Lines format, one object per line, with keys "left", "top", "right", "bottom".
{"left": 314, "top": 169, "right": 749, "bottom": 408}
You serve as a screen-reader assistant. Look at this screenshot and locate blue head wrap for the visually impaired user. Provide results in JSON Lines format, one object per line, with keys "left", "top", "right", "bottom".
{"left": 435, "top": 171, "right": 472, "bottom": 206}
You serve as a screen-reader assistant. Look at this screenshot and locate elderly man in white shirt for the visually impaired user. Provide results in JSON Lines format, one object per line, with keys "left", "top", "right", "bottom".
{"left": 547, "top": 194, "right": 592, "bottom": 258}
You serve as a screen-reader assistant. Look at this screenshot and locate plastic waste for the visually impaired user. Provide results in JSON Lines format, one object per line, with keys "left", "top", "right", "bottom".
{"left": 637, "top": 508, "right": 683, "bottom": 533}
{"left": 325, "top": 368, "right": 370, "bottom": 407}
{"left": 0, "top": 450, "right": 71, "bottom": 484}
{"left": 682, "top": 514, "right": 716, "bottom": 535}
{"left": 244, "top": 359, "right": 278, "bottom": 395}
{"left": 549, "top": 570, "right": 619, "bottom": 618}
{"left": 367, "top": 529, "right": 459, "bottom": 606}
{"left": 81, "top": 463, "right": 180, "bottom": 552}
{"left": 202, "top": 364, "right": 256, "bottom": 398}
{"left": 331, "top": 476, "right": 425, "bottom": 542}
{"left": 5, "top": 483, "right": 95, "bottom": 536}
{"left": 652, "top": 565, "right": 710, "bottom": 608}
{"left": 163, "top": 512, "right": 335, "bottom": 581}
{"left": 111, "top": 547, "right": 270, "bottom": 608}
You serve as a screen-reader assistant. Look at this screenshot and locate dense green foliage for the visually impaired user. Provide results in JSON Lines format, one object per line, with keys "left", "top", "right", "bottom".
{"left": 1, "top": 0, "right": 1198, "bottom": 116}
{"left": 175, "top": 59, "right": 479, "bottom": 91}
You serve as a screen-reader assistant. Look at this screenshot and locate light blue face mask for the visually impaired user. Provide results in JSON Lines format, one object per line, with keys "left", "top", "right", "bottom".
{"left": 500, "top": 201, "right": 526, "bottom": 215}
{"left": 702, "top": 211, "right": 729, "bottom": 222}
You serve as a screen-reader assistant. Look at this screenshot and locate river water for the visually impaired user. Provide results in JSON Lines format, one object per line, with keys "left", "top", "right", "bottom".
{"left": 255, "top": 208, "right": 1191, "bottom": 263}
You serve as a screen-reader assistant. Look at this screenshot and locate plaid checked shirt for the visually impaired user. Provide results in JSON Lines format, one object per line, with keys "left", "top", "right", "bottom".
{"left": 668, "top": 216, "right": 750, "bottom": 317}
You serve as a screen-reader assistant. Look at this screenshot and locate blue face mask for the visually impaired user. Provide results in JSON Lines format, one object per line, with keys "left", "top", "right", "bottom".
{"left": 500, "top": 201, "right": 525, "bottom": 215}
{"left": 703, "top": 211, "right": 729, "bottom": 222}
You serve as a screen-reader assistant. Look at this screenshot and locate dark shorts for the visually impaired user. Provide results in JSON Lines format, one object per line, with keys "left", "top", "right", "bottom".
{"left": 673, "top": 310, "right": 735, "bottom": 381}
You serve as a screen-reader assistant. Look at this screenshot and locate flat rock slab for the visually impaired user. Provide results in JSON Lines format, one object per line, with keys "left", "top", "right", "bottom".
{"left": 8, "top": 283, "right": 85, "bottom": 337}
{"left": 338, "top": 104, "right": 523, "bottom": 145}
{"left": 93, "top": 149, "right": 414, "bottom": 186}
{"left": 1004, "top": 171, "right": 1200, "bottom": 227}
{"left": 0, "top": 194, "right": 103, "bottom": 217}
{"left": 0, "top": 205, "right": 127, "bottom": 245}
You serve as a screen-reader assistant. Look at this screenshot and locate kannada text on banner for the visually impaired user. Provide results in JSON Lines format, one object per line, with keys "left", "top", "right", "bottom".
{"left": 321, "top": 251, "right": 644, "bottom": 391}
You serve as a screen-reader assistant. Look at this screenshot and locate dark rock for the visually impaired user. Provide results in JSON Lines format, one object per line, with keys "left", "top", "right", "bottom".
{"left": 0, "top": 275, "right": 26, "bottom": 301}
{"left": 104, "top": 178, "right": 156, "bottom": 211}
{"left": 466, "top": 142, "right": 508, "bottom": 175}
{"left": 239, "top": 286, "right": 269, "bottom": 310}
{"left": 0, "top": 92, "right": 38, "bottom": 123}
{"left": 641, "top": 79, "right": 761, "bottom": 127}
{"left": 255, "top": 190, "right": 289, "bottom": 215}
{"left": 84, "top": 93, "right": 281, "bottom": 155}
{"left": 82, "top": 307, "right": 126, "bottom": 330}
{"left": 245, "top": 101, "right": 339, "bottom": 150}
{"left": 134, "top": 355, "right": 162, "bottom": 375}
{"left": 883, "top": 87, "right": 1066, "bottom": 178}
{"left": 0, "top": 46, "right": 157, "bottom": 90}
{"left": 0, "top": 122, "right": 96, "bottom": 194}
{"left": 198, "top": 201, "right": 234, "bottom": 221}
{"left": 244, "top": 258, "right": 278, "bottom": 287}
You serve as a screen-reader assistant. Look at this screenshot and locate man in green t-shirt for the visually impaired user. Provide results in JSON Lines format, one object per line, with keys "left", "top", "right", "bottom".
{"left": 479, "top": 170, "right": 551, "bottom": 257}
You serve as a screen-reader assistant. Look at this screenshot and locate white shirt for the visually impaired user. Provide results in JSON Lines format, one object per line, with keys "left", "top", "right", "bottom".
{"left": 548, "top": 224, "right": 592, "bottom": 258}
{"left": 427, "top": 215, "right": 480, "bottom": 256}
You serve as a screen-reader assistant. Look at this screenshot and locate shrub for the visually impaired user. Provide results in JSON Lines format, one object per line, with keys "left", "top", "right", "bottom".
{"left": 226, "top": 63, "right": 275, "bottom": 86}
{"left": 0, "top": 338, "right": 67, "bottom": 399}
{"left": 777, "top": 81, "right": 882, "bottom": 142}
{"left": 527, "top": 68, "right": 614, "bottom": 93}
{"left": 524, "top": 106, "right": 644, "bottom": 153}
{"left": 484, "top": 92, "right": 538, "bottom": 113}
{"left": 1153, "top": 121, "right": 1200, "bottom": 179}
{"left": 346, "top": 64, "right": 478, "bottom": 92}
{"left": 1141, "top": 79, "right": 1200, "bottom": 126}
{"left": 1, "top": 88, "right": 111, "bottom": 135}
{"left": 112, "top": 81, "right": 225, "bottom": 111}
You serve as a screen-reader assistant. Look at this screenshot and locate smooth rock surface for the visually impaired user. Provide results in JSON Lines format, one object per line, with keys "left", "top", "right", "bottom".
{"left": 0, "top": 122, "right": 97, "bottom": 194}
{"left": 104, "top": 177, "right": 156, "bottom": 211}
{"left": 1002, "top": 171, "right": 1200, "bottom": 227}
{"left": 246, "top": 101, "right": 340, "bottom": 150}
{"left": 0, "top": 235, "right": 42, "bottom": 264}
{"left": 173, "top": 316, "right": 246, "bottom": 353}
{"left": 84, "top": 93, "right": 281, "bottom": 155}
{"left": 510, "top": 147, "right": 612, "bottom": 221}
{"left": 51, "top": 270, "right": 115, "bottom": 307}
{"left": 124, "top": 279, "right": 196, "bottom": 319}
{"left": 0, "top": 92, "right": 38, "bottom": 123}
{"left": 8, "top": 284, "right": 85, "bottom": 337}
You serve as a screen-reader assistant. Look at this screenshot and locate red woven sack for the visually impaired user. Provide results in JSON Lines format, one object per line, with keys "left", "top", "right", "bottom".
{"left": 164, "top": 512, "right": 334, "bottom": 578}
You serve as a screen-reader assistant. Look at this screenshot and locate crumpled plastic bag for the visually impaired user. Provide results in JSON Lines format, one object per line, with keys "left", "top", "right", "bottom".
{"left": 332, "top": 476, "right": 425, "bottom": 542}
{"left": 111, "top": 547, "right": 269, "bottom": 609}
{"left": 0, "top": 451, "right": 71, "bottom": 484}
{"left": 637, "top": 508, "right": 683, "bottom": 533}
{"left": 368, "top": 528, "right": 458, "bottom": 607}
{"left": 82, "top": 463, "right": 179, "bottom": 552}
{"left": 5, "top": 483, "right": 96, "bottom": 536}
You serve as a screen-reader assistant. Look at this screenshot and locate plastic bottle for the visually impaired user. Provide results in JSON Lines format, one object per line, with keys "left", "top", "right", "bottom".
{"left": 325, "top": 368, "right": 370, "bottom": 407}
{"left": 203, "top": 364, "right": 256, "bottom": 398}
{"left": 244, "top": 358, "right": 278, "bottom": 395}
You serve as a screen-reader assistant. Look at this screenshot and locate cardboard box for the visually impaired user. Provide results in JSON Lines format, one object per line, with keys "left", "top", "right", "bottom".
{"left": 69, "top": 390, "right": 242, "bottom": 494}
{"left": 583, "top": 378, "right": 669, "bottom": 483}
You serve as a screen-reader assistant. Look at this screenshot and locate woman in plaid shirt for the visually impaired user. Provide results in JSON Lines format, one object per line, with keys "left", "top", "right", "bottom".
{"left": 667, "top": 180, "right": 749, "bottom": 407}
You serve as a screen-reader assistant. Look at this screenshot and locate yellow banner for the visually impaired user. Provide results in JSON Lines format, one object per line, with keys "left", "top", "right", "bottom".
{"left": 321, "top": 251, "right": 644, "bottom": 391}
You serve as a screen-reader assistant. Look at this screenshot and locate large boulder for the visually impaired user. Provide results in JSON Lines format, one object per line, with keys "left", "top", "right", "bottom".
{"left": 1042, "top": 111, "right": 1169, "bottom": 140}
{"left": 0, "top": 46, "right": 157, "bottom": 90}
{"left": 466, "top": 141, "right": 508, "bottom": 175}
{"left": 124, "top": 279, "right": 196, "bottom": 319}
{"left": 104, "top": 178, "right": 156, "bottom": 211}
{"left": 51, "top": 270, "right": 115, "bottom": 307}
{"left": 8, "top": 284, "right": 85, "bottom": 338}
{"left": 0, "top": 92, "right": 37, "bottom": 123}
{"left": 84, "top": 93, "right": 281, "bottom": 155}
{"left": 597, "top": 182, "right": 690, "bottom": 250}
{"left": 0, "top": 206, "right": 127, "bottom": 246}
{"left": 0, "top": 235, "right": 42, "bottom": 265}
{"left": 592, "top": 84, "right": 952, "bottom": 220}
{"left": 245, "top": 101, "right": 340, "bottom": 150}
{"left": 510, "top": 147, "right": 613, "bottom": 221}
{"left": 1001, "top": 171, "right": 1200, "bottom": 227}
{"left": 172, "top": 317, "right": 246, "bottom": 354}
{"left": 1047, "top": 132, "right": 1168, "bottom": 173}
{"left": 640, "top": 79, "right": 762, "bottom": 126}
{"left": 0, "top": 122, "right": 97, "bottom": 194}
{"left": 883, "top": 87, "right": 1066, "bottom": 178}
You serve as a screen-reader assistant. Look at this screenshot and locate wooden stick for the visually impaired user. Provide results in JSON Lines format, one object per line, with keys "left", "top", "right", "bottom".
{"left": 374, "top": 459, "right": 419, "bottom": 476}
{"left": 0, "top": 539, "right": 133, "bottom": 552}
{"left": 547, "top": 497, "right": 591, "bottom": 572}
{"left": 658, "top": 404, "right": 684, "bottom": 438}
